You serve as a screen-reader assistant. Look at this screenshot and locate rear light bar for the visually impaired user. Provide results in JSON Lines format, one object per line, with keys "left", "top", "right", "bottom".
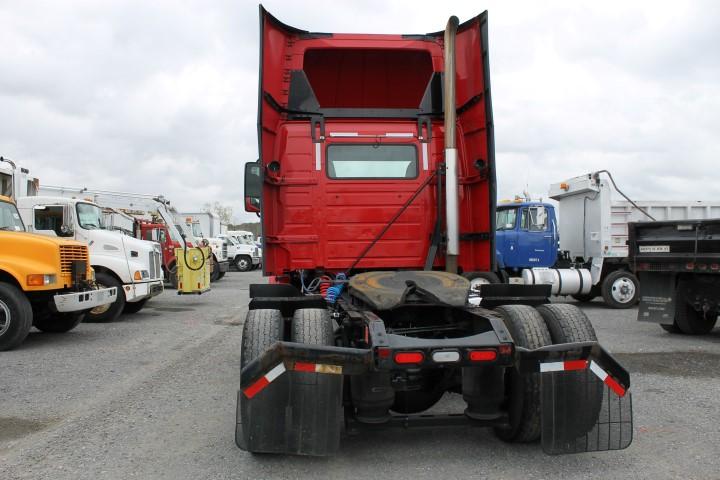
{"left": 469, "top": 349, "right": 497, "bottom": 362}
{"left": 394, "top": 352, "right": 424, "bottom": 364}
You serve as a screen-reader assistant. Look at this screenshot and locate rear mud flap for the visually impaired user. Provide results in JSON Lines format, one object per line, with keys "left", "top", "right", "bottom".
{"left": 540, "top": 369, "right": 632, "bottom": 454}
{"left": 237, "top": 361, "right": 343, "bottom": 456}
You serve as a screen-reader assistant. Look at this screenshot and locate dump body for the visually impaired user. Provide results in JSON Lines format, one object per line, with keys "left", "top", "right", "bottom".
{"left": 630, "top": 219, "right": 720, "bottom": 330}
{"left": 256, "top": 9, "right": 495, "bottom": 277}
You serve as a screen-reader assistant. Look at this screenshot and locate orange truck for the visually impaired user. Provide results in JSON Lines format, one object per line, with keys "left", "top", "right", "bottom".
{"left": 0, "top": 194, "right": 117, "bottom": 350}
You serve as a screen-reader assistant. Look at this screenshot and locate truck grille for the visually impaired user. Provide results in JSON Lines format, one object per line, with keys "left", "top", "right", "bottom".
{"left": 60, "top": 245, "right": 89, "bottom": 275}
{"left": 148, "top": 251, "right": 161, "bottom": 280}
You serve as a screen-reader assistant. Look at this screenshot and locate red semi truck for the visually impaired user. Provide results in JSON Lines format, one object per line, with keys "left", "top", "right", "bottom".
{"left": 237, "top": 7, "right": 634, "bottom": 457}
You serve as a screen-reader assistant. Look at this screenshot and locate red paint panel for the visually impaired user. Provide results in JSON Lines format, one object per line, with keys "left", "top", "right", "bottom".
{"left": 259, "top": 9, "right": 493, "bottom": 276}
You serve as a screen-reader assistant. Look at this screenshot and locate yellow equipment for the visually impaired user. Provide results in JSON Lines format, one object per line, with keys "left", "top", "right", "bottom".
{"left": 175, "top": 246, "right": 211, "bottom": 295}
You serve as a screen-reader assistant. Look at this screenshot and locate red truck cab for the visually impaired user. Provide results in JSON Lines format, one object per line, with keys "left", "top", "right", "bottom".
{"left": 237, "top": 7, "right": 633, "bottom": 458}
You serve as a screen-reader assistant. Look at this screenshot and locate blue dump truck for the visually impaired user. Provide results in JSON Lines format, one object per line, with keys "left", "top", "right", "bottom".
{"left": 494, "top": 172, "right": 720, "bottom": 309}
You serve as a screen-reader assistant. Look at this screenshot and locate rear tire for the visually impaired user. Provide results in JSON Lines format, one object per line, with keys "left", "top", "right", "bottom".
{"left": 236, "top": 255, "right": 252, "bottom": 272}
{"left": 660, "top": 322, "right": 682, "bottom": 333}
{"left": 85, "top": 272, "right": 125, "bottom": 323}
{"left": 0, "top": 282, "right": 33, "bottom": 351}
{"left": 123, "top": 298, "right": 148, "bottom": 314}
{"left": 493, "top": 305, "right": 551, "bottom": 443}
{"left": 33, "top": 312, "right": 83, "bottom": 333}
{"left": 289, "top": 308, "right": 343, "bottom": 456}
{"left": 236, "top": 309, "right": 284, "bottom": 452}
{"left": 674, "top": 296, "right": 717, "bottom": 335}
{"left": 601, "top": 270, "right": 639, "bottom": 309}
{"left": 536, "top": 304, "right": 604, "bottom": 438}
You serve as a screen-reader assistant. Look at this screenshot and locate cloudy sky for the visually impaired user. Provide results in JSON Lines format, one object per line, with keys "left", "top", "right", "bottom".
{"left": 1, "top": 0, "right": 718, "bottom": 222}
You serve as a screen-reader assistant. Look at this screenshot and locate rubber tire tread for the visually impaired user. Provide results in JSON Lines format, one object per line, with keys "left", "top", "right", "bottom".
{"left": 0, "top": 282, "right": 33, "bottom": 351}
{"left": 236, "top": 255, "right": 253, "bottom": 272}
{"left": 33, "top": 312, "right": 84, "bottom": 333}
{"left": 84, "top": 272, "right": 125, "bottom": 323}
{"left": 494, "top": 305, "right": 551, "bottom": 443}
{"left": 290, "top": 308, "right": 342, "bottom": 456}
{"left": 123, "top": 298, "right": 149, "bottom": 314}
{"left": 601, "top": 270, "right": 639, "bottom": 309}
{"left": 536, "top": 304, "right": 603, "bottom": 437}
{"left": 675, "top": 294, "right": 717, "bottom": 335}
{"left": 236, "top": 309, "right": 284, "bottom": 452}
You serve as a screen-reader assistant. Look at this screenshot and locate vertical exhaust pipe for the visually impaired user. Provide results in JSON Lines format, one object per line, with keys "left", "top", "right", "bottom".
{"left": 444, "top": 16, "right": 459, "bottom": 273}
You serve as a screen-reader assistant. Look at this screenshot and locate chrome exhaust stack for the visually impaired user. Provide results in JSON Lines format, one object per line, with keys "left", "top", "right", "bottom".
{"left": 444, "top": 16, "right": 459, "bottom": 273}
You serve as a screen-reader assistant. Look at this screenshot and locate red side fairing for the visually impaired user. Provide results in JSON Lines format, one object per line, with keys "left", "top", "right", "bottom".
{"left": 258, "top": 8, "right": 494, "bottom": 276}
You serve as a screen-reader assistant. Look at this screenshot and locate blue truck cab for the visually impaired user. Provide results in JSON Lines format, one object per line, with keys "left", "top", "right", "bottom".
{"left": 496, "top": 201, "right": 558, "bottom": 272}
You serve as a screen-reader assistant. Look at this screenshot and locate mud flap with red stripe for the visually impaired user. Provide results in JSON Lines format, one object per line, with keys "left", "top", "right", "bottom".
{"left": 538, "top": 359, "right": 633, "bottom": 454}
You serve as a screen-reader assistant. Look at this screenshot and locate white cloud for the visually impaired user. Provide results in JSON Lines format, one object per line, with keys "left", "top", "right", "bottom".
{"left": 0, "top": 0, "right": 718, "bottom": 223}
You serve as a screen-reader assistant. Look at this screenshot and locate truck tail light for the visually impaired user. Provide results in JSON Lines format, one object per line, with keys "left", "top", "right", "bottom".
{"left": 686, "top": 262, "right": 695, "bottom": 270}
{"left": 469, "top": 349, "right": 497, "bottom": 362}
{"left": 711, "top": 264, "right": 719, "bottom": 271}
{"left": 697, "top": 263, "right": 708, "bottom": 271}
{"left": 394, "top": 351, "right": 424, "bottom": 364}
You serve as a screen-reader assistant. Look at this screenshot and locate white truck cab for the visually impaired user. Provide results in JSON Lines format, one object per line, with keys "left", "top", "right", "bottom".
{"left": 217, "top": 233, "right": 260, "bottom": 272}
{"left": 17, "top": 196, "right": 164, "bottom": 321}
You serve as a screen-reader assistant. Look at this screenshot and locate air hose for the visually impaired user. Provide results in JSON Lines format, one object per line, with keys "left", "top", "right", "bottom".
{"left": 182, "top": 237, "right": 207, "bottom": 272}
{"left": 325, "top": 273, "right": 346, "bottom": 304}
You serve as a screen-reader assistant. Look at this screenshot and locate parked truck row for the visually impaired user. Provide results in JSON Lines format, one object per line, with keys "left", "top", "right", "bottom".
{"left": 494, "top": 171, "right": 720, "bottom": 309}
{"left": 0, "top": 157, "right": 261, "bottom": 350}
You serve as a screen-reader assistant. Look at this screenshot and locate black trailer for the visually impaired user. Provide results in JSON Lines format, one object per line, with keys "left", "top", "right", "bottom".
{"left": 629, "top": 218, "right": 720, "bottom": 334}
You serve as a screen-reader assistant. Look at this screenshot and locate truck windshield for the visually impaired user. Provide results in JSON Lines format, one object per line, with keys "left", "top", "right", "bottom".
{"left": 1, "top": 173, "right": 12, "bottom": 197}
{"left": 327, "top": 144, "right": 417, "bottom": 179}
{"left": 496, "top": 208, "right": 517, "bottom": 230}
{"left": 76, "top": 202, "right": 105, "bottom": 230}
{"left": 0, "top": 200, "right": 25, "bottom": 231}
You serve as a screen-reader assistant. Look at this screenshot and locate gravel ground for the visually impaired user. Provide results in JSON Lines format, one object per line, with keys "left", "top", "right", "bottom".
{"left": 1, "top": 271, "right": 719, "bottom": 480}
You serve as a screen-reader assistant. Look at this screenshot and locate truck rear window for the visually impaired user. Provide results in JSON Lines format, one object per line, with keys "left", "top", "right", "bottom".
{"left": 326, "top": 144, "right": 417, "bottom": 179}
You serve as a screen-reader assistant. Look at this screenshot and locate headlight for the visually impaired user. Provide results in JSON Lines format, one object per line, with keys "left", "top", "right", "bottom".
{"left": 27, "top": 274, "right": 56, "bottom": 286}
{"left": 134, "top": 270, "right": 150, "bottom": 280}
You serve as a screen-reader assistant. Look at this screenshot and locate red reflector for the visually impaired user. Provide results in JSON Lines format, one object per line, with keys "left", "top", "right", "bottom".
{"left": 469, "top": 350, "right": 497, "bottom": 362}
{"left": 294, "top": 362, "right": 316, "bottom": 372}
{"left": 686, "top": 262, "right": 695, "bottom": 270}
{"left": 394, "top": 352, "right": 424, "bottom": 364}
{"left": 376, "top": 347, "right": 391, "bottom": 359}
{"left": 498, "top": 344, "right": 513, "bottom": 356}
{"left": 243, "top": 377, "right": 269, "bottom": 399}
{"left": 605, "top": 374, "right": 626, "bottom": 397}
{"left": 638, "top": 263, "right": 650, "bottom": 270}
{"left": 564, "top": 360, "right": 588, "bottom": 371}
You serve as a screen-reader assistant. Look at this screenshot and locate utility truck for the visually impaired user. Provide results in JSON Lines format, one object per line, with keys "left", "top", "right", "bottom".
{"left": 36, "top": 187, "right": 213, "bottom": 290}
{"left": 497, "top": 172, "right": 720, "bottom": 308}
{"left": 234, "top": 8, "right": 633, "bottom": 457}
{"left": 0, "top": 159, "right": 117, "bottom": 350}
{"left": 218, "top": 233, "right": 261, "bottom": 272}
{"left": 17, "top": 195, "right": 163, "bottom": 322}
{"left": 181, "top": 213, "right": 231, "bottom": 280}
{"left": 630, "top": 219, "right": 720, "bottom": 334}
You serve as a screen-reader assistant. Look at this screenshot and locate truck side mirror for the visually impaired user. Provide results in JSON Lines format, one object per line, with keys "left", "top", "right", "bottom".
{"left": 244, "top": 161, "right": 261, "bottom": 213}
